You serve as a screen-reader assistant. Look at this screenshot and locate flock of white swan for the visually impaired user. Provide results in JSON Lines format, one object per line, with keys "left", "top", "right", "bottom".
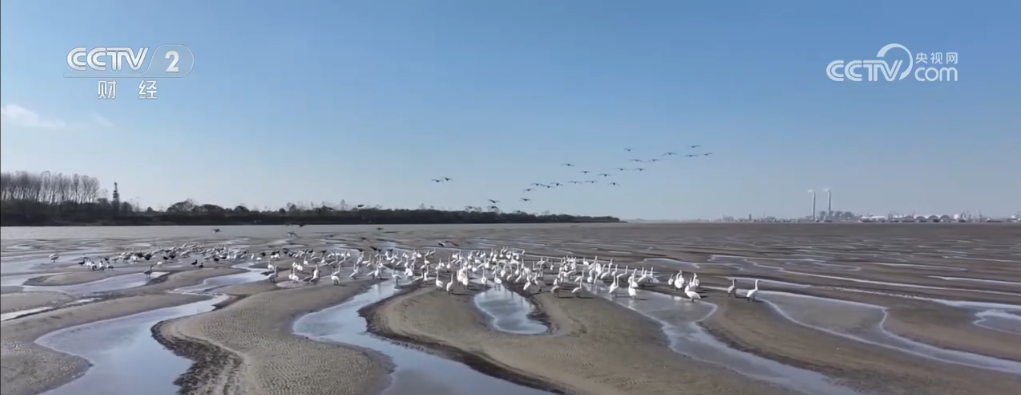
{"left": 48, "top": 244, "right": 764, "bottom": 304}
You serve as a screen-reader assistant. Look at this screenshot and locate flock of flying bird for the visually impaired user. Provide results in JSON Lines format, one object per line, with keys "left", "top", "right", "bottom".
{"left": 430, "top": 145, "right": 714, "bottom": 212}
{"left": 50, "top": 241, "right": 764, "bottom": 304}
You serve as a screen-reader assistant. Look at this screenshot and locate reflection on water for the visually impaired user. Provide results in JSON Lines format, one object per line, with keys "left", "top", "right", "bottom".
{"left": 974, "top": 310, "right": 1021, "bottom": 335}
{"left": 173, "top": 263, "right": 266, "bottom": 294}
{"left": 1, "top": 272, "right": 167, "bottom": 295}
{"left": 472, "top": 286, "right": 547, "bottom": 334}
{"left": 37, "top": 296, "right": 227, "bottom": 395}
{"left": 584, "top": 284, "right": 864, "bottom": 395}
{"left": 1, "top": 306, "right": 55, "bottom": 321}
{"left": 760, "top": 291, "right": 1021, "bottom": 374}
{"left": 294, "top": 281, "right": 554, "bottom": 395}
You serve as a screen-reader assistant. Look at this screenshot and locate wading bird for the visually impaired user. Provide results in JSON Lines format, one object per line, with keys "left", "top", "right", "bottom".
{"left": 746, "top": 279, "right": 760, "bottom": 301}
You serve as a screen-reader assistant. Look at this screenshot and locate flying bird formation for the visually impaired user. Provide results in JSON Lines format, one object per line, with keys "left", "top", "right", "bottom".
{"left": 430, "top": 145, "right": 714, "bottom": 212}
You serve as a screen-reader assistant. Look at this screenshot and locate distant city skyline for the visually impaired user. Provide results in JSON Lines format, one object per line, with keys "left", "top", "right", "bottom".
{"left": 2, "top": 1, "right": 1018, "bottom": 219}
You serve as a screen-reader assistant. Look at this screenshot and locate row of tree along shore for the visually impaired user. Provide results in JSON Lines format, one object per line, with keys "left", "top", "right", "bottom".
{"left": 1, "top": 171, "right": 620, "bottom": 226}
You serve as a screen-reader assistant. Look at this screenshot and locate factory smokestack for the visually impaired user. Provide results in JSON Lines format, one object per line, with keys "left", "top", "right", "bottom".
{"left": 808, "top": 189, "right": 817, "bottom": 221}
{"left": 827, "top": 189, "right": 832, "bottom": 218}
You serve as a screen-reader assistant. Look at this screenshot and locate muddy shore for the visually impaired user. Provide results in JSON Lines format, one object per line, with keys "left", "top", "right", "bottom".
{"left": 1, "top": 223, "right": 1018, "bottom": 395}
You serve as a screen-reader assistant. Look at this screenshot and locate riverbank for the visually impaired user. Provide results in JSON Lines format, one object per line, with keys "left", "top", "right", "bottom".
{"left": 0, "top": 293, "right": 209, "bottom": 395}
{"left": 152, "top": 281, "right": 392, "bottom": 395}
{"left": 1, "top": 209, "right": 621, "bottom": 227}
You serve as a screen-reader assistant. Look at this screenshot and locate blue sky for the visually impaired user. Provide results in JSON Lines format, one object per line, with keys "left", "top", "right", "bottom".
{"left": 2, "top": 1, "right": 1018, "bottom": 219}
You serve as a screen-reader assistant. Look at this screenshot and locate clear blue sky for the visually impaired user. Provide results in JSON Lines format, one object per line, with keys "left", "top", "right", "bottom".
{"left": 2, "top": 1, "right": 1018, "bottom": 219}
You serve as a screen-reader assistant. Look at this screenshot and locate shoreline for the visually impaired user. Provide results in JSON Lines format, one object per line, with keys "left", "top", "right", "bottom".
{"left": 358, "top": 285, "right": 570, "bottom": 394}
{"left": 152, "top": 281, "right": 394, "bottom": 395}
{"left": 4, "top": 225, "right": 1019, "bottom": 395}
{"left": 0, "top": 293, "right": 210, "bottom": 395}
{"left": 150, "top": 295, "right": 248, "bottom": 395}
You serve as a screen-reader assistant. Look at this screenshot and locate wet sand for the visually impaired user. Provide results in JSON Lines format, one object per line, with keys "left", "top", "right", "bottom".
{"left": 364, "top": 285, "right": 799, "bottom": 395}
{"left": 0, "top": 268, "right": 251, "bottom": 395}
{"left": 1, "top": 223, "right": 1019, "bottom": 395}
{"left": 154, "top": 281, "right": 392, "bottom": 395}
{"left": 1, "top": 292, "right": 71, "bottom": 314}
{"left": 0, "top": 293, "right": 208, "bottom": 395}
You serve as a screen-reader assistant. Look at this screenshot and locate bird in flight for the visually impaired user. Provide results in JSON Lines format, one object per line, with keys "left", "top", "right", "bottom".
{"left": 431, "top": 179, "right": 443, "bottom": 183}
{"left": 686, "top": 154, "right": 699, "bottom": 158}
{"left": 598, "top": 173, "right": 610, "bottom": 177}
{"left": 568, "top": 180, "right": 581, "bottom": 184}
{"left": 703, "top": 152, "right": 713, "bottom": 156}
{"left": 523, "top": 188, "right": 533, "bottom": 192}
{"left": 551, "top": 182, "right": 563, "bottom": 187}
{"left": 521, "top": 198, "right": 531, "bottom": 202}
{"left": 663, "top": 152, "right": 677, "bottom": 156}
{"left": 488, "top": 199, "right": 500, "bottom": 204}
{"left": 443, "top": 177, "right": 452, "bottom": 181}
{"left": 562, "top": 163, "right": 575, "bottom": 167}
{"left": 584, "top": 180, "right": 598, "bottom": 184}
{"left": 581, "top": 170, "right": 591, "bottom": 174}
{"left": 624, "top": 148, "right": 634, "bottom": 152}
{"left": 690, "top": 145, "right": 701, "bottom": 149}
{"left": 630, "top": 159, "right": 644, "bottom": 163}
{"left": 648, "top": 158, "right": 660, "bottom": 162}
{"left": 634, "top": 168, "right": 646, "bottom": 172}
{"left": 616, "top": 167, "right": 628, "bottom": 171}
{"left": 609, "top": 182, "right": 620, "bottom": 186}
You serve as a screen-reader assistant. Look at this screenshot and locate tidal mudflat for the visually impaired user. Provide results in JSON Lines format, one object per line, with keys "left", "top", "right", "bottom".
{"left": 1, "top": 223, "right": 1019, "bottom": 395}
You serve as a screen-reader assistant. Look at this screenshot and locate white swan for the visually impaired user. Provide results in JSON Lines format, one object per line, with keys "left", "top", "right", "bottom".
{"left": 608, "top": 276, "right": 619, "bottom": 298}
{"left": 727, "top": 278, "right": 737, "bottom": 297}
{"left": 746, "top": 279, "right": 760, "bottom": 301}
{"left": 684, "top": 283, "right": 701, "bottom": 302}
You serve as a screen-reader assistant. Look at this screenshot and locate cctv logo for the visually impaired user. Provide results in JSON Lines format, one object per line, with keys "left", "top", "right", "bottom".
{"left": 827, "top": 43, "right": 959, "bottom": 82}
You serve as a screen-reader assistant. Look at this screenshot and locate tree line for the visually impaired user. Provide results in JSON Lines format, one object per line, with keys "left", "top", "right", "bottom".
{"left": 0, "top": 171, "right": 620, "bottom": 226}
